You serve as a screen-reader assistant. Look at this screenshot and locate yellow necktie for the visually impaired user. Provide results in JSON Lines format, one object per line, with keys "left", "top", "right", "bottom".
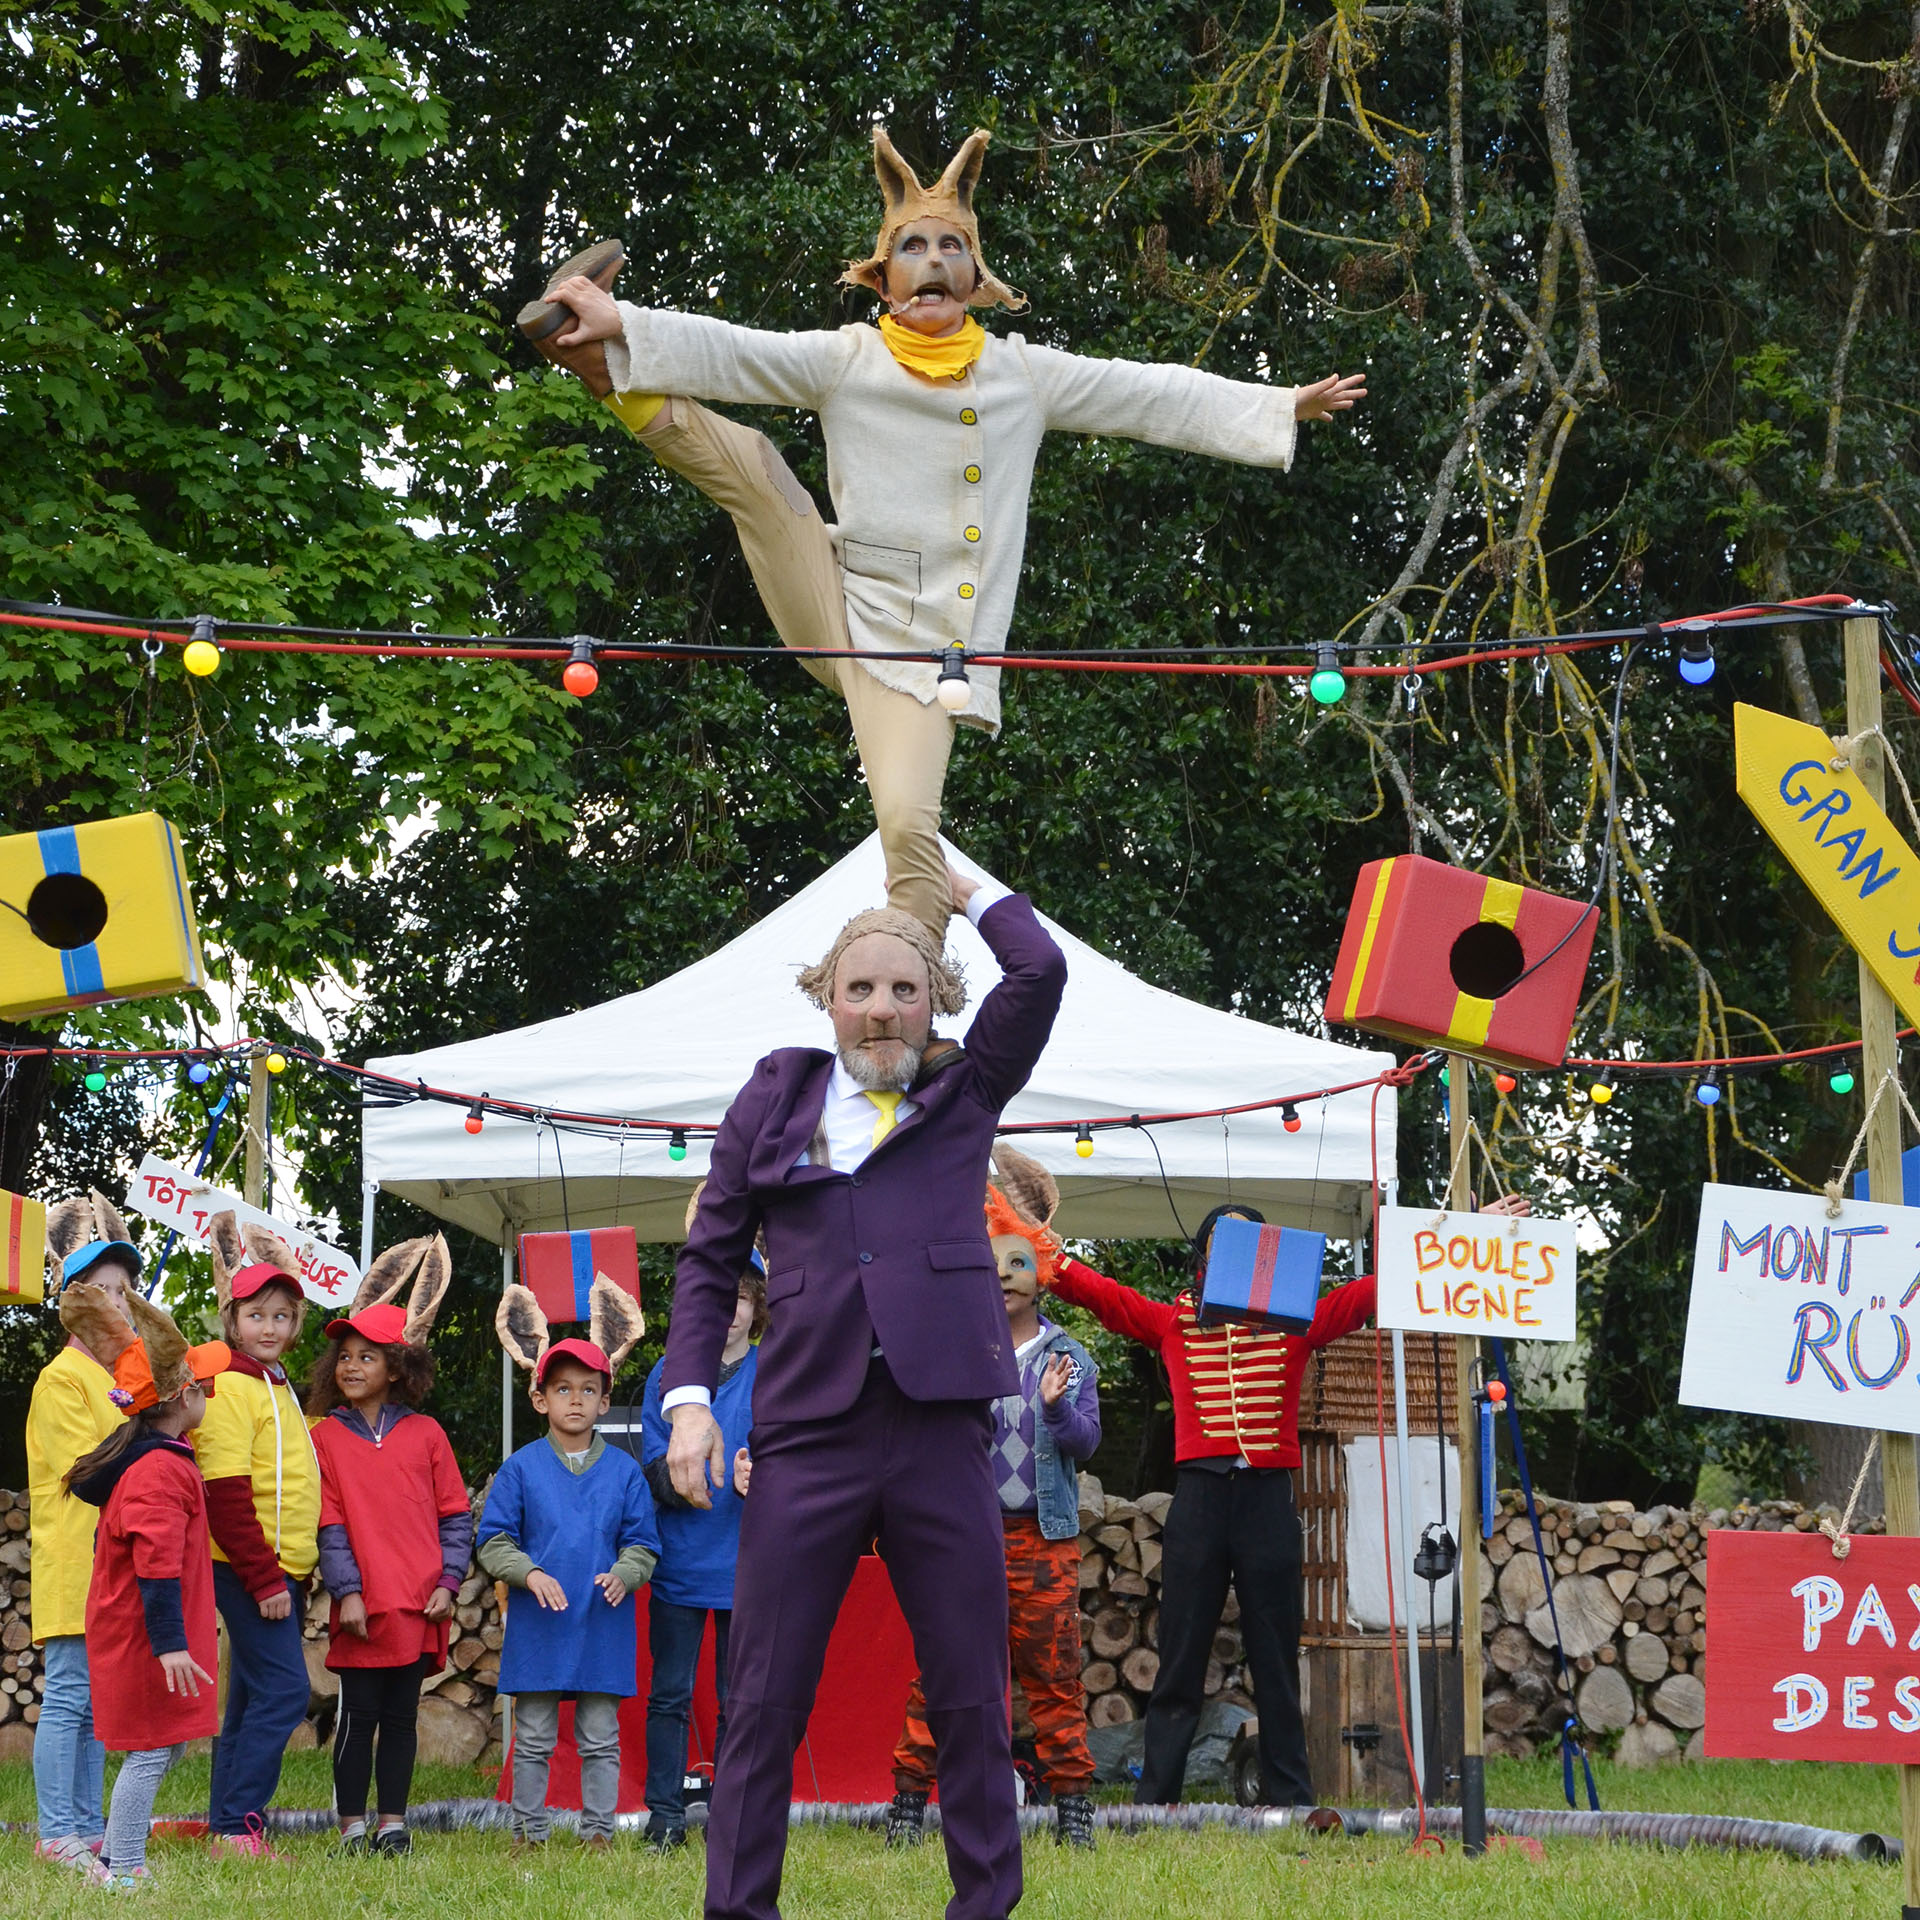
{"left": 864, "top": 1090, "right": 902, "bottom": 1147}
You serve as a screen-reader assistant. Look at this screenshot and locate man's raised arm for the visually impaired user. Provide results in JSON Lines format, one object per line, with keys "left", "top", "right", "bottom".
{"left": 950, "top": 867, "right": 1067, "bottom": 1112}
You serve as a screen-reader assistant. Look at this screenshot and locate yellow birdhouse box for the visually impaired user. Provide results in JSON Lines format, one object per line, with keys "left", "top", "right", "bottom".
{"left": 0, "top": 814, "right": 208, "bottom": 1021}
{"left": 1, "top": 1190, "right": 46, "bottom": 1303}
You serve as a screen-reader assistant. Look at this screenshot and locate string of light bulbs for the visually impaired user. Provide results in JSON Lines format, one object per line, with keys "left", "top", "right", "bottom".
{"left": 0, "top": 594, "right": 1870, "bottom": 711}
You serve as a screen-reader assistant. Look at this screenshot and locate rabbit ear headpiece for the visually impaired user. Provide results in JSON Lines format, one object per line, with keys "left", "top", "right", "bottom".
{"left": 841, "top": 126, "right": 1026, "bottom": 313}
{"left": 497, "top": 1278, "right": 644, "bottom": 1377}
{"left": 348, "top": 1234, "right": 452, "bottom": 1346}
{"left": 45, "top": 1189, "right": 141, "bottom": 1293}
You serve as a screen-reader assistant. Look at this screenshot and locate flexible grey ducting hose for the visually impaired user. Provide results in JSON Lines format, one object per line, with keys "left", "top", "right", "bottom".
{"left": 250, "top": 1797, "right": 1891, "bottom": 1861}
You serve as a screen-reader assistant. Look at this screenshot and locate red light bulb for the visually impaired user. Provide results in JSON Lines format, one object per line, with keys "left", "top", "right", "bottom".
{"left": 1487, "top": 1380, "right": 1508, "bottom": 1403}
{"left": 1494, "top": 1072, "right": 1517, "bottom": 1095}
{"left": 1281, "top": 1102, "right": 1302, "bottom": 1133}
{"left": 563, "top": 659, "right": 599, "bottom": 698}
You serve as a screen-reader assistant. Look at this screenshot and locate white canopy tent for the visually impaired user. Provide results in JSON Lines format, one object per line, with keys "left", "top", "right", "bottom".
{"left": 361, "top": 834, "right": 1399, "bottom": 1246}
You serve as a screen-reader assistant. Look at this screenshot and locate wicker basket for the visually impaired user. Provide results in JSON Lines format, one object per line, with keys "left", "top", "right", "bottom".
{"left": 1301, "top": 1327, "right": 1458, "bottom": 1439}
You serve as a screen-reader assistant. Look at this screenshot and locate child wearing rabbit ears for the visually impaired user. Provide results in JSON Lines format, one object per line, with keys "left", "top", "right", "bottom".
{"left": 194, "top": 1212, "right": 322, "bottom": 1856}
{"left": 306, "top": 1234, "right": 472, "bottom": 1855}
{"left": 26, "top": 1190, "right": 139, "bottom": 1875}
{"left": 63, "top": 1276, "right": 233, "bottom": 1888}
{"left": 480, "top": 1275, "right": 658, "bottom": 1850}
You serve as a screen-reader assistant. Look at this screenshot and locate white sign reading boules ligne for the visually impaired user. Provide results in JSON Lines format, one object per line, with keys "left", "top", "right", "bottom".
{"left": 1375, "top": 1205, "right": 1579, "bottom": 1341}
{"left": 1680, "top": 1181, "right": 1920, "bottom": 1431}
{"left": 125, "top": 1155, "right": 360, "bottom": 1305}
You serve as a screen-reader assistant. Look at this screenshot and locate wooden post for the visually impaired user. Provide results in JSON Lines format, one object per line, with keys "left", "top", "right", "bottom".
{"left": 242, "top": 1044, "right": 271, "bottom": 1208}
{"left": 1841, "top": 613, "right": 1920, "bottom": 1917}
{"left": 1449, "top": 1051, "right": 1485, "bottom": 1850}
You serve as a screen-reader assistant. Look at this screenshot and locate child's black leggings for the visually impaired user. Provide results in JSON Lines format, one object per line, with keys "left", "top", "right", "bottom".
{"left": 332, "top": 1658, "right": 429, "bottom": 1819}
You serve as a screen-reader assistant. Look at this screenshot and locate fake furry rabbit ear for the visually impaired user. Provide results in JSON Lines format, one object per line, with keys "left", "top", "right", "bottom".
{"left": 403, "top": 1235, "right": 452, "bottom": 1346}
{"left": 88, "top": 1188, "right": 133, "bottom": 1248}
{"left": 239, "top": 1221, "right": 302, "bottom": 1282}
{"left": 352, "top": 1234, "right": 432, "bottom": 1315}
{"left": 206, "top": 1211, "right": 247, "bottom": 1309}
{"left": 988, "top": 1144, "right": 1059, "bottom": 1227}
{"left": 931, "top": 129, "right": 991, "bottom": 219}
{"left": 870, "top": 125, "right": 924, "bottom": 215}
{"left": 58, "top": 1279, "right": 139, "bottom": 1368}
{"left": 589, "top": 1275, "right": 645, "bottom": 1375}
{"left": 496, "top": 1283, "right": 549, "bottom": 1373}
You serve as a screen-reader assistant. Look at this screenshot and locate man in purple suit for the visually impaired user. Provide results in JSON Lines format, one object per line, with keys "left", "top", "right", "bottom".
{"left": 663, "top": 864, "right": 1067, "bottom": 1920}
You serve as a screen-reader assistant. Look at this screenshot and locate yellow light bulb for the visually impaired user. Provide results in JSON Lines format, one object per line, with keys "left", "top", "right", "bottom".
{"left": 182, "top": 639, "right": 221, "bottom": 676}
{"left": 1588, "top": 1080, "right": 1613, "bottom": 1105}
{"left": 265, "top": 1052, "right": 287, "bottom": 1074}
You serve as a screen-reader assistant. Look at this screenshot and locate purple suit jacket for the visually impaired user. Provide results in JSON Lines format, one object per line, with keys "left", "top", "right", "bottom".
{"left": 665, "top": 894, "right": 1067, "bottom": 1425}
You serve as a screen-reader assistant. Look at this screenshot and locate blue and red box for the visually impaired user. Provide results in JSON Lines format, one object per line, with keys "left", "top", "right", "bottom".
{"left": 1199, "top": 1216, "right": 1326, "bottom": 1333}
{"left": 517, "top": 1227, "right": 641, "bottom": 1326}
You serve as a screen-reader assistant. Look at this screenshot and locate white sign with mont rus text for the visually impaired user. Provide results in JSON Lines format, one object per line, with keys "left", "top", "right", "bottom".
{"left": 1680, "top": 1181, "right": 1920, "bottom": 1431}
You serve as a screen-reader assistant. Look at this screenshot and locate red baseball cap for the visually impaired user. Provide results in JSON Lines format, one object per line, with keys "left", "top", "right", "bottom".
{"left": 325, "top": 1302, "right": 409, "bottom": 1345}
{"left": 536, "top": 1337, "right": 612, "bottom": 1386}
{"left": 230, "top": 1262, "right": 302, "bottom": 1303}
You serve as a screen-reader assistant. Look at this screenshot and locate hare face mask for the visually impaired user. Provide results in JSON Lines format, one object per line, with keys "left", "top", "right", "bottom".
{"left": 881, "top": 218, "right": 980, "bottom": 336}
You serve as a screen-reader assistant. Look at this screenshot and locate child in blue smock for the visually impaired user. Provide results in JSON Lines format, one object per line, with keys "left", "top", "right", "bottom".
{"left": 630, "top": 1254, "right": 762, "bottom": 1850}
{"left": 477, "top": 1334, "right": 659, "bottom": 1849}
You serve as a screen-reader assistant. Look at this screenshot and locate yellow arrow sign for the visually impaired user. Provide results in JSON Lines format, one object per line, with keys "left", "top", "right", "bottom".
{"left": 1735, "top": 702, "right": 1920, "bottom": 1027}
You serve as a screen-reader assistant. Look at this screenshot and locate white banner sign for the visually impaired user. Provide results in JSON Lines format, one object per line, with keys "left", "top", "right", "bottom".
{"left": 1680, "top": 1181, "right": 1920, "bottom": 1431}
{"left": 1375, "top": 1205, "right": 1578, "bottom": 1341}
{"left": 126, "top": 1155, "right": 360, "bottom": 1306}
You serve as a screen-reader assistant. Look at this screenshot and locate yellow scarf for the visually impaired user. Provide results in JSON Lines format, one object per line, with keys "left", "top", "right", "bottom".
{"left": 878, "top": 313, "right": 986, "bottom": 382}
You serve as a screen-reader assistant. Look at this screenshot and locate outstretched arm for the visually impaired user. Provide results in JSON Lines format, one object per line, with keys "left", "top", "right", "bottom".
{"left": 1048, "top": 1254, "right": 1180, "bottom": 1348}
{"left": 545, "top": 274, "right": 854, "bottom": 411}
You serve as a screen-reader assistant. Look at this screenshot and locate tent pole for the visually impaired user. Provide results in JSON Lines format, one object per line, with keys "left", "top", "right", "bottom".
{"left": 1391, "top": 1325, "right": 1425, "bottom": 1795}
{"left": 501, "top": 1237, "right": 515, "bottom": 1465}
{"left": 359, "top": 1182, "right": 377, "bottom": 1273}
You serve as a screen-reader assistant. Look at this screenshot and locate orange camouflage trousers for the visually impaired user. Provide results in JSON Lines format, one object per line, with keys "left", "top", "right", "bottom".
{"left": 892, "top": 1514, "right": 1094, "bottom": 1796}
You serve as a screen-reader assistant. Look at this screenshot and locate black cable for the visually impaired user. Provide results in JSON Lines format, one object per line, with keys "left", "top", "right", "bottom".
{"left": 1130, "top": 1120, "right": 1191, "bottom": 1242}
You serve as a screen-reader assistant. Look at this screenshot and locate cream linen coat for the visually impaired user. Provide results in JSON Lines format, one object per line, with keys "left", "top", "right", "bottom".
{"left": 606, "top": 309, "right": 1299, "bottom": 733}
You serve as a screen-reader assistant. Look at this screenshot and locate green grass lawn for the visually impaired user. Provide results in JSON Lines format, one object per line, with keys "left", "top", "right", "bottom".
{"left": 0, "top": 1752, "right": 1910, "bottom": 1916}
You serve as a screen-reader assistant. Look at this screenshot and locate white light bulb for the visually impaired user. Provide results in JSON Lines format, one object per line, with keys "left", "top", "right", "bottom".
{"left": 936, "top": 676, "right": 971, "bottom": 712}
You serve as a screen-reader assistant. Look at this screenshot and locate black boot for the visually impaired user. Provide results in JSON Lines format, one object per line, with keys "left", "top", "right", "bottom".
{"left": 885, "top": 1790, "right": 928, "bottom": 1848}
{"left": 1054, "top": 1794, "right": 1096, "bottom": 1850}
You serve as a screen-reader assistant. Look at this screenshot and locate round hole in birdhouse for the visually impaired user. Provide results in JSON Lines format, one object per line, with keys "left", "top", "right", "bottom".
{"left": 1448, "top": 921, "right": 1526, "bottom": 999}
{"left": 26, "top": 872, "right": 109, "bottom": 950}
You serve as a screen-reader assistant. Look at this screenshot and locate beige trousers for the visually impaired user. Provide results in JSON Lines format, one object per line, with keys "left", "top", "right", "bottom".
{"left": 632, "top": 400, "right": 955, "bottom": 933}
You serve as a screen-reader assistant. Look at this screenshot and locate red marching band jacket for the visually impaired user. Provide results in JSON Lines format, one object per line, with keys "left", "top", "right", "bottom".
{"left": 1046, "top": 1255, "right": 1377, "bottom": 1470}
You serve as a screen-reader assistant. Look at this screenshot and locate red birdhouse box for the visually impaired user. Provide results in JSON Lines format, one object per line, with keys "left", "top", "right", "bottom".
{"left": 1324, "top": 856, "right": 1596, "bottom": 1071}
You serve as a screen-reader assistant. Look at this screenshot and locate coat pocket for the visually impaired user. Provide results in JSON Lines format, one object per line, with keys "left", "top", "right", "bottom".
{"left": 840, "top": 539, "right": 922, "bottom": 632}
{"left": 765, "top": 1265, "right": 805, "bottom": 1304}
{"left": 925, "top": 1240, "right": 995, "bottom": 1273}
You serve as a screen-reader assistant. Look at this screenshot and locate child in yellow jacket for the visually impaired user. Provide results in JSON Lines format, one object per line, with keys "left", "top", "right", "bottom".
{"left": 27, "top": 1193, "right": 139, "bottom": 1875}
{"left": 194, "top": 1218, "right": 320, "bottom": 1857}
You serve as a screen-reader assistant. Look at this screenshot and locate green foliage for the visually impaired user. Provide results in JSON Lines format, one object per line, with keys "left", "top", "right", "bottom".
{"left": 6, "top": 0, "right": 1920, "bottom": 1502}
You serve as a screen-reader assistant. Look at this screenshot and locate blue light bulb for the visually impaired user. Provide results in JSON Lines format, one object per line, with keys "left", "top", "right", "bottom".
{"left": 1678, "top": 654, "right": 1716, "bottom": 686}
{"left": 188, "top": 1061, "right": 212, "bottom": 1085}
{"left": 1696, "top": 1078, "right": 1721, "bottom": 1107}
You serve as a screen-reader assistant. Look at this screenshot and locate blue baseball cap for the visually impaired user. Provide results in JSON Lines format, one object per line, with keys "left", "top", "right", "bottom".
{"left": 61, "top": 1239, "right": 144, "bottom": 1287}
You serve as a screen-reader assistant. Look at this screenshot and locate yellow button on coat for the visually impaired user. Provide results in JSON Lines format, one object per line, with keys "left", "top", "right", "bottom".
{"left": 958, "top": 583, "right": 975, "bottom": 600}
{"left": 964, "top": 526, "right": 981, "bottom": 542}
{"left": 960, "top": 408, "right": 977, "bottom": 424}
{"left": 964, "top": 464, "right": 981, "bottom": 483}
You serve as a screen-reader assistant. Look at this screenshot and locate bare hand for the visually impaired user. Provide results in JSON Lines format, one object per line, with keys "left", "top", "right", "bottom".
{"left": 733, "top": 1448, "right": 753, "bottom": 1496}
{"left": 947, "top": 864, "right": 980, "bottom": 914}
{"left": 667, "top": 1403, "right": 728, "bottom": 1510}
{"left": 549, "top": 276, "right": 625, "bottom": 350}
{"left": 1482, "top": 1193, "right": 1533, "bottom": 1219}
{"left": 339, "top": 1592, "right": 370, "bottom": 1639}
{"left": 1038, "top": 1352, "right": 1075, "bottom": 1407}
{"left": 527, "top": 1569, "right": 569, "bottom": 1611}
{"left": 1294, "top": 372, "right": 1368, "bottom": 422}
{"left": 423, "top": 1587, "right": 454, "bottom": 1624}
{"left": 594, "top": 1570, "right": 629, "bottom": 1606}
{"left": 159, "top": 1650, "right": 214, "bottom": 1697}
{"left": 257, "top": 1586, "right": 292, "bottom": 1621}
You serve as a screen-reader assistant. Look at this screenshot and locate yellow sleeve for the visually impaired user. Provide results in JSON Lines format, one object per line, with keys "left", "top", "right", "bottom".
{"left": 192, "top": 1376, "right": 259, "bottom": 1480}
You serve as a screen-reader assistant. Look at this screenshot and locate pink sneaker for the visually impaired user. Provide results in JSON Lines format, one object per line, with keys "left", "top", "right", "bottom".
{"left": 34, "top": 1836, "right": 107, "bottom": 1879}
{"left": 104, "top": 1864, "right": 156, "bottom": 1892}
{"left": 208, "top": 1819, "right": 291, "bottom": 1864}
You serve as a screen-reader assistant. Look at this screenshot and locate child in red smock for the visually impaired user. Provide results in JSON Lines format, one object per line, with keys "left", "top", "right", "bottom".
{"left": 305, "top": 1238, "right": 467, "bottom": 1856}
{"left": 63, "top": 1280, "right": 232, "bottom": 1889}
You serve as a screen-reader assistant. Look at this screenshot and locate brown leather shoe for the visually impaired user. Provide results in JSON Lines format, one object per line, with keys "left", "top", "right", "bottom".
{"left": 516, "top": 239, "right": 626, "bottom": 342}
{"left": 581, "top": 1832, "right": 613, "bottom": 1852}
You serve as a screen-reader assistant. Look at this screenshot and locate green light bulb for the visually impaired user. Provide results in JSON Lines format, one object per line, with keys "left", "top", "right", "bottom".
{"left": 83, "top": 1070, "right": 107, "bottom": 1093}
{"left": 1309, "top": 667, "right": 1347, "bottom": 707}
{"left": 1830, "top": 1068, "right": 1856, "bottom": 1096}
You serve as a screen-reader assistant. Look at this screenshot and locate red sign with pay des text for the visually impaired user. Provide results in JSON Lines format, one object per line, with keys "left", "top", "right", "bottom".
{"left": 1705, "top": 1531, "right": 1920, "bottom": 1761}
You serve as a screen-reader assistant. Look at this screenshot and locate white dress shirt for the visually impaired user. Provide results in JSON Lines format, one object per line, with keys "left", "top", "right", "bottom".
{"left": 663, "top": 881, "right": 1015, "bottom": 1416}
